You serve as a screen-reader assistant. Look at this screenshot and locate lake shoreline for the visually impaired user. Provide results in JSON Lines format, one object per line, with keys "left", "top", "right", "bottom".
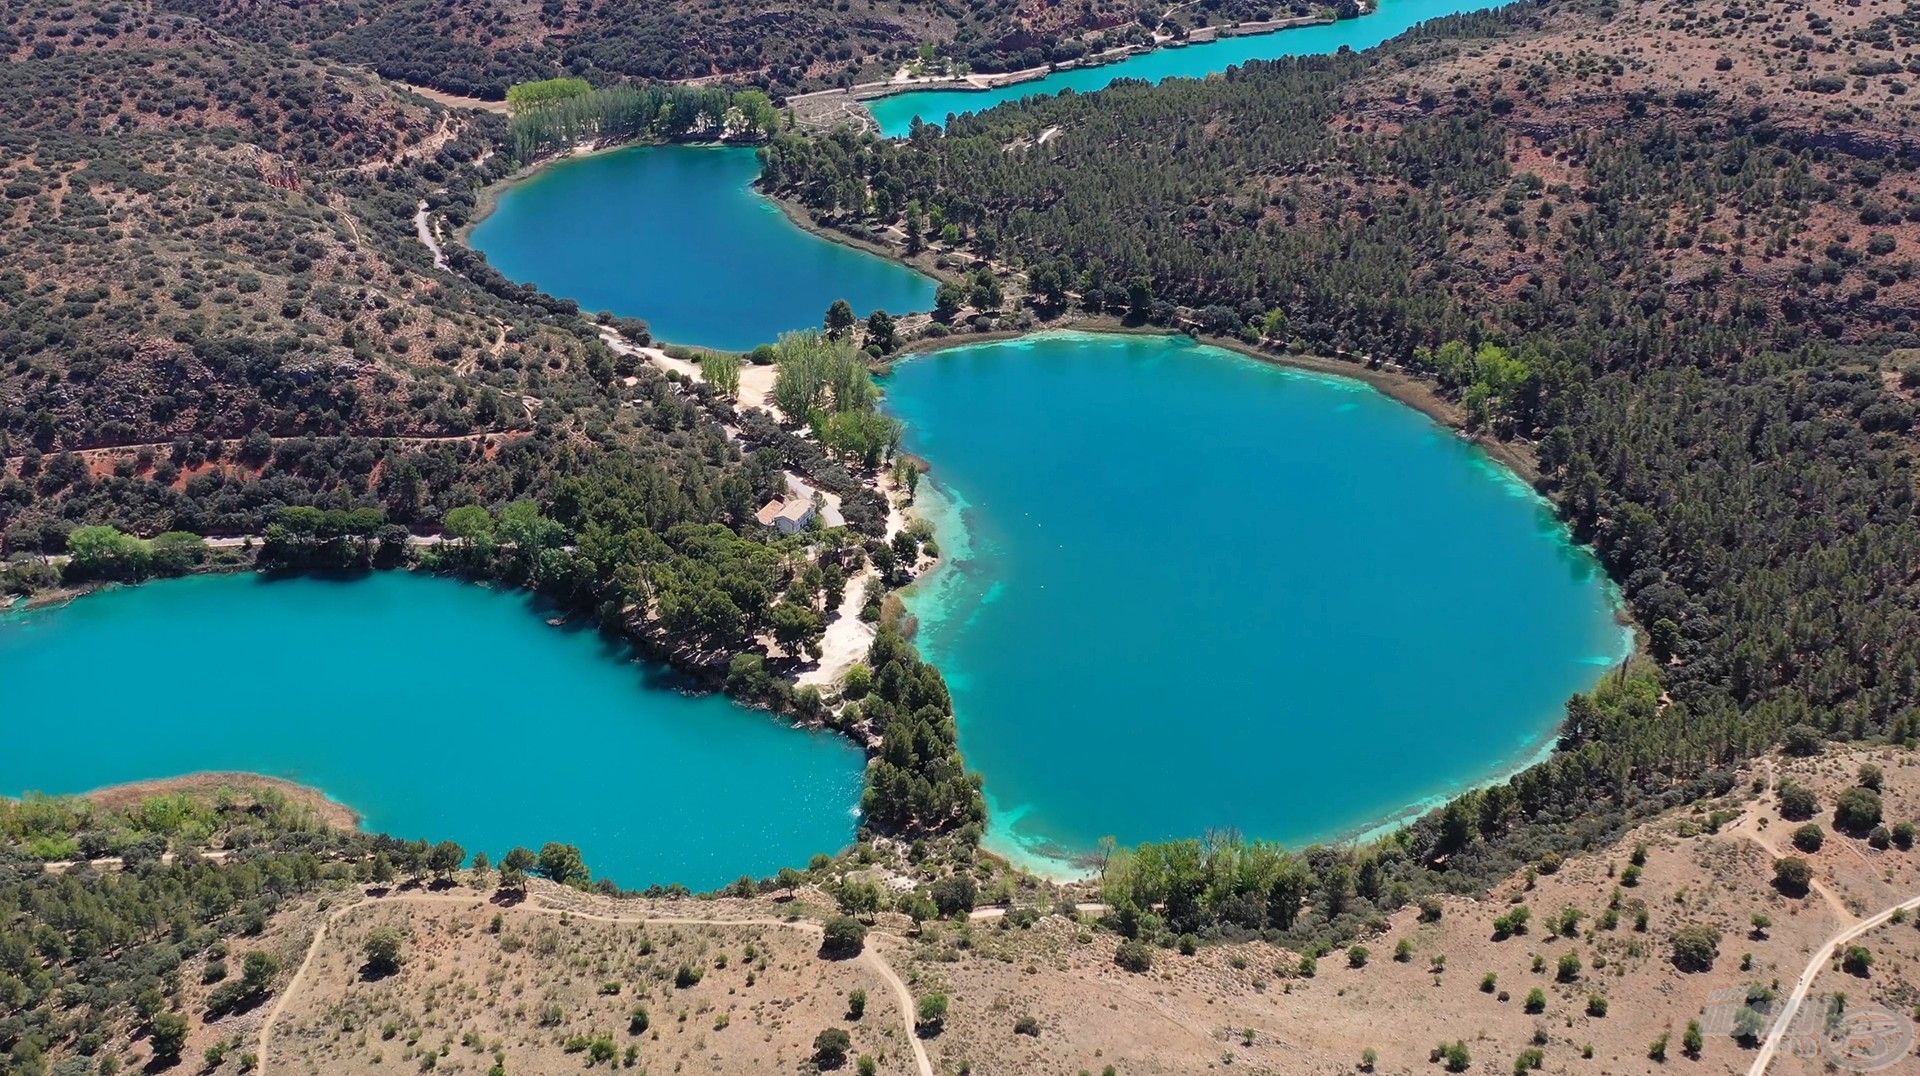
{"left": 78, "top": 772, "right": 364, "bottom": 831}
{"left": 5, "top": 572, "right": 866, "bottom": 889}
{"left": 787, "top": 12, "right": 1344, "bottom": 130}
{"left": 891, "top": 317, "right": 1544, "bottom": 482}
{"left": 459, "top": 135, "right": 770, "bottom": 248}
{"left": 883, "top": 330, "right": 1640, "bottom": 880}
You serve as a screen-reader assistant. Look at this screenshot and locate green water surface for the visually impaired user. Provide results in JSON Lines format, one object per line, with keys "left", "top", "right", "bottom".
{"left": 0, "top": 572, "right": 865, "bottom": 889}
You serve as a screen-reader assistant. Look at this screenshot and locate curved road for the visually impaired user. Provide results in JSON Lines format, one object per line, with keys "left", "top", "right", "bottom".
{"left": 257, "top": 890, "right": 933, "bottom": 1076}
{"left": 1747, "top": 891, "right": 1920, "bottom": 1076}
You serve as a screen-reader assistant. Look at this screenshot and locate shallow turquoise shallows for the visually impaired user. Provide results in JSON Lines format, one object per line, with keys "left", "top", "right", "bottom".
{"left": 0, "top": 572, "right": 864, "bottom": 889}
{"left": 885, "top": 333, "right": 1628, "bottom": 872}
{"left": 868, "top": 0, "right": 1504, "bottom": 136}
{"left": 468, "top": 144, "right": 936, "bottom": 352}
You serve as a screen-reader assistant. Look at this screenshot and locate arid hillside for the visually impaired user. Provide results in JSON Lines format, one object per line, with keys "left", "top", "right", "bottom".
{"left": 141, "top": 0, "right": 1329, "bottom": 97}
{"left": 0, "top": 0, "right": 769, "bottom": 544}
{"left": 126, "top": 746, "right": 1920, "bottom": 1076}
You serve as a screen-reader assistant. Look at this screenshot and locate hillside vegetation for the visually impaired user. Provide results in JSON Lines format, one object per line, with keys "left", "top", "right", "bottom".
{"left": 0, "top": 0, "right": 970, "bottom": 875}
{"left": 144, "top": 0, "right": 1332, "bottom": 97}
{"left": 765, "top": 0, "right": 1920, "bottom": 899}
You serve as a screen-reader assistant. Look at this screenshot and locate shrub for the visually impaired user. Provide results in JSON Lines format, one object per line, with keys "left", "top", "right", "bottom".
{"left": 1492, "top": 907, "right": 1531, "bottom": 938}
{"left": 1514, "top": 1047, "right": 1545, "bottom": 1074}
{"left": 1835, "top": 787, "right": 1883, "bottom": 833}
{"left": 1439, "top": 1041, "right": 1471, "bottom": 1073}
{"left": 1773, "top": 856, "right": 1813, "bottom": 894}
{"left": 1013, "top": 1014, "right": 1041, "bottom": 1036}
{"left": 1348, "top": 945, "right": 1370, "bottom": 968}
{"left": 1418, "top": 896, "right": 1444, "bottom": 921}
{"left": 1394, "top": 939, "right": 1414, "bottom": 962}
{"left": 1791, "top": 823, "right": 1825, "bottom": 852}
{"left": 813, "top": 1028, "right": 852, "bottom": 1068}
{"left": 1524, "top": 988, "right": 1546, "bottom": 1013}
{"left": 1115, "top": 939, "right": 1154, "bottom": 973}
{"left": 930, "top": 875, "right": 977, "bottom": 917}
{"left": 1842, "top": 945, "right": 1873, "bottom": 975}
{"left": 915, "top": 993, "right": 948, "bottom": 1036}
{"left": 674, "top": 964, "right": 703, "bottom": 988}
{"left": 1670, "top": 924, "right": 1722, "bottom": 971}
{"left": 628, "top": 1007, "right": 650, "bottom": 1035}
{"left": 822, "top": 916, "right": 867, "bottom": 956}
{"left": 1587, "top": 993, "right": 1609, "bottom": 1017}
{"left": 1557, "top": 951, "right": 1582, "bottom": 982}
{"left": 1777, "top": 780, "right": 1819, "bottom": 820}
{"left": 1894, "top": 821, "right": 1915, "bottom": 849}
{"left": 846, "top": 989, "right": 866, "bottom": 1020}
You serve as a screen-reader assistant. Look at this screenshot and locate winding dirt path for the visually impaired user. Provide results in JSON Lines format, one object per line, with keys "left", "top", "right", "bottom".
{"left": 1747, "top": 891, "right": 1920, "bottom": 1076}
{"left": 257, "top": 890, "right": 934, "bottom": 1076}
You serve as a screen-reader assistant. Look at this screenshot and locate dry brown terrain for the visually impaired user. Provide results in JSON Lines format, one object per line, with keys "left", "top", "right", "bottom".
{"left": 266, "top": 894, "right": 921, "bottom": 1076}
{"left": 200, "top": 746, "right": 1920, "bottom": 1076}
{"left": 1333, "top": 0, "right": 1920, "bottom": 341}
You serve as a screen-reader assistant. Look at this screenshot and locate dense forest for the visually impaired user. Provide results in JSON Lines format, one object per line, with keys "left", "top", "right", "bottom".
{"left": 132, "top": 0, "right": 1343, "bottom": 97}
{"left": 764, "top": 0, "right": 1920, "bottom": 930}
{"left": 136, "top": 0, "right": 1299, "bottom": 97}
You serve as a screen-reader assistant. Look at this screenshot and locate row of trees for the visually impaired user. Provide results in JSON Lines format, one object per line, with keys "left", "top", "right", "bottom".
{"left": 507, "top": 82, "right": 779, "bottom": 160}
{"left": 59, "top": 526, "right": 209, "bottom": 583}
{"left": 770, "top": 331, "right": 904, "bottom": 469}
{"left": 261, "top": 506, "right": 410, "bottom": 569}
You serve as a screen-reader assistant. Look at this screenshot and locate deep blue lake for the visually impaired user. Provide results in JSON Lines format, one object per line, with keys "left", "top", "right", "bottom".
{"left": 0, "top": 572, "right": 865, "bottom": 889}
{"left": 469, "top": 144, "right": 935, "bottom": 352}
{"left": 885, "top": 333, "right": 1627, "bottom": 871}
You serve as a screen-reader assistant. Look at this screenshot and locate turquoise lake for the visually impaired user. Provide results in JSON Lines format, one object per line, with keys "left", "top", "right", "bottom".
{"left": 869, "top": 0, "right": 1504, "bottom": 135}
{"left": 468, "top": 144, "right": 936, "bottom": 352}
{"left": 885, "top": 333, "right": 1627, "bottom": 872}
{"left": 0, "top": 572, "right": 864, "bottom": 889}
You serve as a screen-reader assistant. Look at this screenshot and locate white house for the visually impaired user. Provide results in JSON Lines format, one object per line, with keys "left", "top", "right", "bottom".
{"left": 755, "top": 497, "right": 817, "bottom": 535}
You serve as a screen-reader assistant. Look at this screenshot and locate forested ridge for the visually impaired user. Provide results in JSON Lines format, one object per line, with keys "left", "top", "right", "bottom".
{"left": 0, "top": 1, "right": 970, "bottom": 851}
{"left": 9, "top": 0, "right": 1920, "bottom": 1066}
{"left": 141, "top": 0, "right": 1321, "bottom": 98}
{"left": 763, "top": 0, "right": 1920, "bottom": 921}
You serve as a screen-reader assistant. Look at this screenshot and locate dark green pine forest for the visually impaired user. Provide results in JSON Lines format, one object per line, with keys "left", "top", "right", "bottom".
{"left": 763, "top": 0, "right": 1920, "bottom": 920}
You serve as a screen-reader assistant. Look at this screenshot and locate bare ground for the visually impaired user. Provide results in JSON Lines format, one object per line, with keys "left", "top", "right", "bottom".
{"left": 161, "top": 747, "right": 1920, "bottom": 1076}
